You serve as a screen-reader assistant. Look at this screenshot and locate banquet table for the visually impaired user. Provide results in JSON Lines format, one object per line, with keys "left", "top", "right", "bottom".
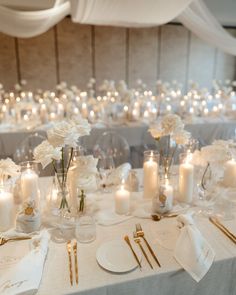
{"left": 2, "top": 175, "right": 236, "bottom": 295}
{"left": 0, "top": 118, "right": 236, "bottom": 168}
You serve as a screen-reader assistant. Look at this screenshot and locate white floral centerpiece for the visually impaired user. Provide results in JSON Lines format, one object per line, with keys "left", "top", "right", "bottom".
{"left": 34, "top": 115, "right": 91, "bottom": 210}
{"left": 0, "top": 158, "right": 20, "bottom": 183}
{"left": 149, "top": 114, "right": 191, "bottom": 176}
{"left": 192, "top": 140, "right": 235, "bottom": 190}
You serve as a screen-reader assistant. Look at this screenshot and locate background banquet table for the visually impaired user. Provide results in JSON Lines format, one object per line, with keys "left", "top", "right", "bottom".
{"left": 0, "top": 118, "right": 236, "bottom": 168}
{"left": 34, "top": 178, "right": 236, "bottom": 295}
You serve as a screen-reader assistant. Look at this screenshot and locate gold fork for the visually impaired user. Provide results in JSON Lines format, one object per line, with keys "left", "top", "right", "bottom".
{"left": 73, "top": 241, "right": 79, "bottom": 285}
{"left": 67, "top": 241, "right": 73, "bottom": 286}
{"left": 0, "top": 236, "right": 31, "bottom": 246}
{"left": 124, "top": 235, "right": 142, "bottom": 270}
{"left": 136, "top": 223, "right": 161, "bottom": 267}
{"left": 133, "top": 232, "right": 153, "bottom": 269}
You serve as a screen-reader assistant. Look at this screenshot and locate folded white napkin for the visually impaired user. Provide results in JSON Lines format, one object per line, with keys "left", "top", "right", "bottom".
{"left": 174, "top": 213, "right": 215, "bottom": 282}
{"left": 106, "top": 163, "right": 131, "bottom": 186}
{"left": 0, "top": 229, "right": 50, "bottom": 295}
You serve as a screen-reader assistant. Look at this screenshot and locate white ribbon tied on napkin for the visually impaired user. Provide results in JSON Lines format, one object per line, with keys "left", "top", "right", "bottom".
{"left": 0, "top": 230, "right": 50, "bottom": 295}
{"left": 174, "top": 214, "right": 215, "bottom": 282}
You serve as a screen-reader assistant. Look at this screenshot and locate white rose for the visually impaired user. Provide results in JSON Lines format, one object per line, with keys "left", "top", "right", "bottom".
{"left": 34, "top": 140, "right": 61, "bottom": 169}
{"left": 172, "top": 129, "right": 191, "bottom": 145}
{"left": 47, "top": 121, "right": 72, "bottom": 147}
{"left": 0, "top": 158, "right": 20, "bottom": 177}
{"left": 161, "top": 114, "right": 184, "bottom": 135}
{"left": 69, "top": 116, "right": 91, "bottom": 137}
{"left": 149, "top": 126, "right": 163, "bottom": 140}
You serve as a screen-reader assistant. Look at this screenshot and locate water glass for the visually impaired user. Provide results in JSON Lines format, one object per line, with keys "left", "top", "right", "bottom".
{"left": 75, "top": 215, "right": 96, "bottom": 243}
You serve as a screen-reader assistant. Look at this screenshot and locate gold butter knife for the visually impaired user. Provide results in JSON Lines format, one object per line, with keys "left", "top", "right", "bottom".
{"left": 209, "top": 217, "right": 236, "bottom": 244}
{"left": 73, "top": 241, "right": 79, "bottom": 285}
{"left": 124, "top": 235, "right": 142, "bottom": 270}
{"left": 67, "top": 241, "right": 73, "bottom": 286}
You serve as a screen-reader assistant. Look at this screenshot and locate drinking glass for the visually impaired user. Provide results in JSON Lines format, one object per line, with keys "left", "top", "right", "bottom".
{"left": 75, "top": 215, "right": 96, "bottom": 243}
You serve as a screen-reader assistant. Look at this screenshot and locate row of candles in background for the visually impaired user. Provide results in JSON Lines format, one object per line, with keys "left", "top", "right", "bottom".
{"left": 0, "top": 79, "right": 236, "bottom": 131}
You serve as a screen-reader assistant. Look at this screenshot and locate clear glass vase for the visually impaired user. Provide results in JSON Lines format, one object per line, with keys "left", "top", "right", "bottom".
{"left": 48, "top": 172, "right": 75, "bottom": 243}
{"left": 195, "top": 164, "right": 217, "bottom": 216}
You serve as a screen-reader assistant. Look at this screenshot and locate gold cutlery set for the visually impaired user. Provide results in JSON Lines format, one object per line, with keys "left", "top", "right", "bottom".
{"left": 67, "top": 240, "right": 79, "bottom": 286}
{"left": 124, "top": 223, "right": 161, "bottom": 270}
{"left": 209, "top": 217, "right": 236, "bottom": 244}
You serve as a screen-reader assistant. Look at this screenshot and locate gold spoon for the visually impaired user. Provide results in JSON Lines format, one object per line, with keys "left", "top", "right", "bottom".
{"left": 0, "top": 236, "right": 31, "bottom": 246}
{"left": 151, "top": 213, "right": 178, "bottom": 221}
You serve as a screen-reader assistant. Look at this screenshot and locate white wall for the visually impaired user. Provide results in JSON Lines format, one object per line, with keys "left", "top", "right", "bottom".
{"left": 0, "top": 19, "right": 235, "bottom": 91}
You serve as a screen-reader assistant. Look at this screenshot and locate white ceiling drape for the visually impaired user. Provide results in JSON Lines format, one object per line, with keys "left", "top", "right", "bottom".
{"left": 0, "top": 0, "right": 235, "bottom": 56}
{"left": 0, "top": 0, "right": 70, "bottom": 38}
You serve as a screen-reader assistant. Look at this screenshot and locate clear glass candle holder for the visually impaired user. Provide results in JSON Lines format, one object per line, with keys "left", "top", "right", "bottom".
{"left": 20, "top": 161, "right": 40, "bottom": 206}
{"left": 75, "top": 215, "right": 96, "bottom": 243}
{"left": 178, "top": 152, "right": 194, "bottom": 204}
{"left": 143, "top": 150, "right": 159, "bottom": 199}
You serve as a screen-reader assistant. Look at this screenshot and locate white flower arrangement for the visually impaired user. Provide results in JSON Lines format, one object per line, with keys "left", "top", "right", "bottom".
{"left": 149, "top": 114, "right": 191, "bottom": 176}
{"left": 191, "top": 140, "right": 235, "bottom": 190}
{"left": 192, "top": 140, "right": 233, "bottom": 167}
{"left": 149, "top": 114, "right": 190, "bottom": 143}
{"left": 0, "top": 158, "right": 20, "bottom": 181}
{"left": 33, "top": 115, "right": 91, "bottom": 209}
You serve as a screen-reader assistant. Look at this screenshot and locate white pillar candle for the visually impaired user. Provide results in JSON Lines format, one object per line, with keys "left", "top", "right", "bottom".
{"left": 179, "top": 159, "right": 194, "bottom": 203}
{"left": 224, "top": 159, "right": 236, "bottom": 187}
{"left": 115, "top": 185, "right": 130, "bottom": 215}
{"left": 21, "top": 168, "right": 39, "bottom": 203}
{"left": 0, "top": 190, "right": 14, "bottom": 231}
{"left": 143, "top": 156, "right": 159, "bottom": 199}
{"left": 163, "top": 179, "right": 174, "bottom": 200}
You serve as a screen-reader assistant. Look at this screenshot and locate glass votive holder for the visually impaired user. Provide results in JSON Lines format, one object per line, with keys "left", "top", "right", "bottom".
{"left": 75, "top": 215, "right": 96, "bottom": 243}
{"left": 152, "top": 176, "right": 173, "bottom": 214}
{"left": 178, "top": 152, "right": 194, "bottom": 204}
{"left": 143, "top": 150, "right": 159, "bottom": 199}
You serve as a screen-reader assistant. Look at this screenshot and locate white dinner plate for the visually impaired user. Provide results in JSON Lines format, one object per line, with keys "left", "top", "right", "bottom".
{"left": 96, "top": 239, "right": 142, "bottom": 273}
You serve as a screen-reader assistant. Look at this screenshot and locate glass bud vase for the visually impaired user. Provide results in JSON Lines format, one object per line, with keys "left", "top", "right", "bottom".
{"left": 50, "top": 172, "right": 75, "bottom": 243}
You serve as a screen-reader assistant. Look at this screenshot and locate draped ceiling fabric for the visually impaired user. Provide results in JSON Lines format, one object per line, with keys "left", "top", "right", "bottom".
{"left": 0, "top": 0, "right": 235, "bottom": 55}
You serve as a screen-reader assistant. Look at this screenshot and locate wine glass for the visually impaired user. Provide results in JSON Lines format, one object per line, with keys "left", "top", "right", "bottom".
{"left": 97, "top": 155, "right": 115, "bottom": 192}
{"left": 194, "top": 164, "right": 218, "bottom": 216}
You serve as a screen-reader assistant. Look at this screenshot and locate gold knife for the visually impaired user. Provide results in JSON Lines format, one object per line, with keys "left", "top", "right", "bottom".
{"left": 73, "top": 241, "right": 79, "bottom": 285}
{"left": 67, "top": 241, "right": 73, "bottom": 286}
{"left": 124, "top": 235, "right": 142, "bottom": 270}
{"left": 133, "top": 232, "right": 153, "bottom": 269}
{"left": 209, "top": 217, "right": 236, "bottom": 244}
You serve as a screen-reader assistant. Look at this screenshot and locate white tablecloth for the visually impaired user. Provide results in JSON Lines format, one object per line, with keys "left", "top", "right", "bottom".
{"left": 4, "top": 175, "right": 234, "bottom": 295}
{"left": 1, "top": 162, "right": 236, "bottom": 295}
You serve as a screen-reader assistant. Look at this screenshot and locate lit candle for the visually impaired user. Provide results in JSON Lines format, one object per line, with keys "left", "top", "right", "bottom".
{"left": 115, "top": 183, "right": 130, "bottom": 215}
{"left": 81, "top": 103, "right": 88, "bottom": 118}
{"left": 143, "top": 151, "right": 159, "bottom": 199}
{"left": 163, "top": 177, "right": 173, "bottom": 199}
{"left": 179, "top": 153, "right": 194, "bottom": 203}
{"left": 21, "top": 164, "right": 39, "bottom": 203}
{"left": 0, "top": 189, "right": 14, "bottom": 231}
{"left": 223, "top": 159, "right": 236, "bottom": 187}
